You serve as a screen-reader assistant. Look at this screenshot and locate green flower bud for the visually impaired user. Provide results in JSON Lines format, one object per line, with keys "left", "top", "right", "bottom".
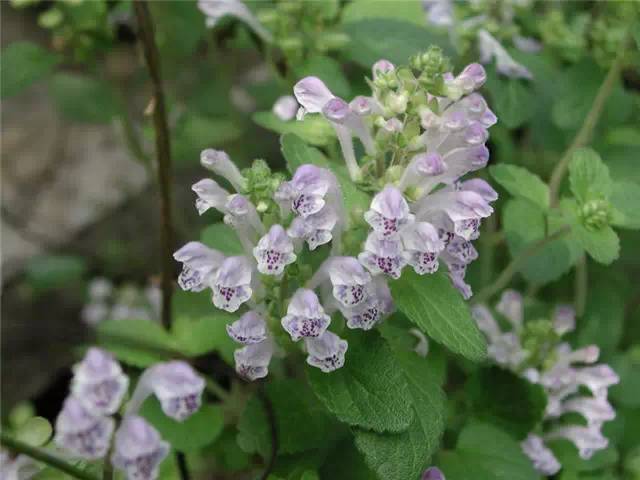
{"left": 386, "top": 92, "right": 409, "bottom": 115}
{"left": 580, "top": 199, "right": 611, "bottom": 231}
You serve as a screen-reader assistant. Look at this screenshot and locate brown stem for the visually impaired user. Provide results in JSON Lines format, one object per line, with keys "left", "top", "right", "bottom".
{"left": 133, "top": 0, "right": 174, "bottom": 328}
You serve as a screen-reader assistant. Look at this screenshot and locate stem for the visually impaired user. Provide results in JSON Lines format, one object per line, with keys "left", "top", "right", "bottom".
{"left": 472, "top": 225, "right": 571, "bottom": 305}
{"left": 176, "top": 452, "right": 190, "bottom": 480}
{"left": 0, "top": 431, "right": 99, "bottom": 480}
{"left": 574, "top": 254, "right": 588, "bottom": 317}
{"left": 548, "top": 47, "right": 626, "bottom": 206}
{"left": 258, "top": 388, "right": 278, "bottom": 480}
{"left": 133, "top": 0, "right": 175, "bottom": 329}
{"left": 205, "top": 377, "right": 231, "bottom": 402}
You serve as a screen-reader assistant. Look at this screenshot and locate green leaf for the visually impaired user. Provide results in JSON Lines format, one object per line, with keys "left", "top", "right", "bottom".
{"left": 0, "top": 41, "right": 60, "bottom": 98}
{"left": 610, "top": 349, "right": 640, "bottom": 408}
{"left": 486, "top": 71, "right": 537, "bottom": 129}
{"left": 172, "top": 313, "right": 236, "bottom": 363}
{"left": 200, "top": 223, "right": 245, "bottom": 255}
{"left": 466, "top": 367, "right": 547, "bottom": 439}
{"left": 549, "top": 439, "right": 619, "bottom": 473}
{"left": 50, "top": 73, "right": 120, "bottom": 123}
{"left": 173, "top": 113, "right": 243, "bottom": 166}
{"left": 503, "top": 198, "right": 581, "bottom": 284}
{"left": 237, "top": 379, "right": 341, "bottom": 458}
{"left": 342, "top": 19, "right": 451, "bottom": 68}
{"left": 253, "top": 112, "right": 335, "bottom": 147}
{"left": 141, "top": 398, "right": 223, "bottom": 452}
{"left": 25, "top": 255, "right": 87, "bottom": 293}
{"left": 441, "top": 422, "right": 539, "bottom": 480}
{"left": 574, "top": 224, "right": 620, "bottom": 265}
{"left": 307, "top": 332, "right": 414, "bottom": 433}
{"left": 490, "top": 164, "right": 550, "bottom": 210}
{"left": 575, "top": 285, "right": 624, "bottom": 356}
{"left": 390, "top": 270, "right": 486, "bottom": 361}
{"left": 280, "top": 133, "right": 370, "bottom": 213}
{"left": 295, "top": 56, "right": 350, "bottom": 99}
{"left": 342, "top": 0, "right": 426, "bottom": 26}
{"left": 150, "top": 1, "right": 206, "bottom": 59}
{"left": 321, "top": 438, "right": 376, "bottom": 480}
{"left": 568, "top": 148, "right": 612, "bottom": 203}
{"left": 15, "top": 417, "right": 52, "bottom": 447}
{"left": 96, "top": 319, "right": 176, "bottom": 367}
{"left": 354, "top": 343, "right": 445, "bottom": 480}
{"left": 610, "top": 181, "right": 640, "bottom": 229}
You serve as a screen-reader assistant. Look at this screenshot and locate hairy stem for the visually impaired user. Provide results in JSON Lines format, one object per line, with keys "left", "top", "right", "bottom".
{"left": 472, "top": 225, "right": 571, "bottom": 305}
{"left": 0, "top": 431, "right": 99, "bottom": 480}
{"left": 133, "top": 0, "right": 175, "bottom": 329}
{"left": 574, "top": 254, "right": 588, "bottom": 317}
{"left": 548, "top": 47, "right": 626, "bottom": 206}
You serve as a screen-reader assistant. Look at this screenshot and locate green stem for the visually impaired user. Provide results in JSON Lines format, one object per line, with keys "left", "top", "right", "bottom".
{"left": 480, "top": 211, "right": 497, "bottom": 286}
{"left": 548, "top": 46, "right": 626, "bottom": 206}
{"left": 205, "top": 377, "right": 231, "bottom": 402}
{"left": 472, "top": 226, "right": 571, "bottom": 305}
{"left": 574, "top": 254, "right": 588, "bottom": 317}
{"left": 0, "top": 431, "right": 99, "bottom": 480}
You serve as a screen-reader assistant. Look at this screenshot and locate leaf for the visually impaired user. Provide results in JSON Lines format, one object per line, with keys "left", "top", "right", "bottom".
{"left": 575, "top": 285, "right": 624, "bottom": 356}
{"left": 172, "top": 313, "right": 236, "bottom": 364}
{"left": 574, "top": 224, "right": 620, "bottom": 265}
{"left": 150, "top": 1, "right": 206, "bottom": 59}
{"left": 441, "top": 422, "right": 539, "bottom": 480}
{"left": 610, "top": 181, "right": 640, "bottom": 230}
{"left": 549, "top": 439, "right": 619, "bottom": 473}
{"left": 1, "top": 42, "right": 60, "bottom": 98}
{"left": 253, "top": 112, "right": 335, "bottom": 147}
{"left": 321, "top": 437, "right": 376, "bottom": 480}
{"left": 486, "top": 71, "right": 537, "bottom": 129}
{"left": 610, "top": 349, "right": 640, "bottom": 408}
{"left": 280, "top": 133, "right": 370, "bottom": 213}
{"left": 96, "top": 319, "right": 176, "bottom": 367}
{"left": 390, "top": 270, "right": 486, "bottom": 361}
{"left": 342, "top": 0, "right": 426, "bottom": 26}
{"left": 15, "top": 417, "right": 52, "bottom": 447}
{"left": 490, "top": 164, "right": 550, "bottom": 210}
{"left": 466, "top": 367, "right": 547, "bottom": 439}
{"left": 141, "top": 398, "right": 223, "bottom": 452}
{"left": 568, "top": 148, "right": 612, "bottom": 203}
{"left": 200, "top": 223, "right": 245, "bottom": 255}
{"left": 237, "top": 379, "right": 341, "bottom": 458}
{"left": 342, "top": 19, "right": 451, "bottom": 68}
{"left": 353, "top": 343, "right": 446, "bottom": 480}
{"left": 295, "top": 56, "right": 350, "bottom": 99}
{"left": 25, "top": 255, "right": 87, "bottom": 293}
{"left": 307, "top": 332, "right": 414, "bottom": 433}
{"left": 503, "top": 198, "right": 581, "bottom": 284}
{"left": 50, "top": 73, "right": 120, "bottom": 123}
{"left": 173, "top": 113, "right": 243, "bottom": 166}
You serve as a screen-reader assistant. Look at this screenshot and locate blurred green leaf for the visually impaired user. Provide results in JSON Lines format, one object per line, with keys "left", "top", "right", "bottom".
{"left": 574, "top": 224, "right": 619, "bottom": 265}
{"left": 151, "top": 1, "right": 206, "bottom": 60}
{"left": 610, "top": 181, "right": 640, "bottom": 229}
{"left": 141, "top": 398, "right": 224, "bottom": 452}
{"left": 172, "top": 313, "right": 236, "bottom": 364}
{"left": 490, "top": 164, "right": 550, "bottom": 210}
{"left": 253, "top": 112, "right": 335, "bottom": 147}
{"left": 342, "top": 0, "right": 425, "bottom": 25}
{"left": 15, "top": 417, "right": 53, "bottom": 447}
{"left": 610, "top": 348, "right": 640, "bottom": 408}
{"left": 568, "top": 148, "right": 612, "bottom": 203}
{"left": 25, "top": 255, "right": 87, "bottom": 293}
{"left": 576, "top": 285, "right": 624, "bottom": 356}
{"left": 173, "top": 113, "right": 243, "bottom": 165}
{"left": 0, "top": 41, "right": 60, "bottom": 98}
{"left": 200, "top": 223, "right": 245, "bottom": 255}
{"left": 486, "top": 72, "right": 536, "bottom": 129}
{"left": 50, "top": 73, "right": 120, "bottom": 123}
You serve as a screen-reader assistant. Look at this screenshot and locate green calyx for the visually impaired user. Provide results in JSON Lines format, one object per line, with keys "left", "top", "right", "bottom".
{"left": 580, "top": 198, "right": 611, "bottom": 231}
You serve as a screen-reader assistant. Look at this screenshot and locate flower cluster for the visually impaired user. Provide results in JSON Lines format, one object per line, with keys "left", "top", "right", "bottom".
{"left": 53, "top": 347, "right": 205, "bottom": 479}
{"left": 472, "top": 291, "right": 620, "bottom": 476}
{"left": 174, "top": 53, "right": 497, "bottom": 379}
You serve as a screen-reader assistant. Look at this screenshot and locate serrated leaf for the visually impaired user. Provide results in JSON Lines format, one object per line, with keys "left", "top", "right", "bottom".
{"left": 390, "top": 270, "right": 486, "bottom": 361}
{"left": 574, "top": 224, "right": 620, "bottom": 265}
{"left": 610, "top": 181, "right": 640, "bottom": 230}
{"left": 96, "top": 319, "right": 176, "bottom": 367}
{"left": 342, "top": 19, "right": 451, "bottom": 68}
{"left": 141, "top": 398, "right": 223, "bottom": 452}
{"left": 307, "top": 332, "right": 414, "bottom": 433}
{"left": 568, "top": 148, "right": 612, "bottom": 203}
{"left": 0, "top": 41, "right": 60, "bottom": 98}
{"left": 354, "top": 344, "right": 445, "bottom": 480}
{"left": 253, "top": 112, "right": 335, "bottom": 147}
{"left": 200, "top": 223, "right": 245, "bottom": 255}
{"left": 50, "top": 73, "right": 120, "bottom": 123}
{"left": 490, "top": 164, "right": 549, "bottom": 210}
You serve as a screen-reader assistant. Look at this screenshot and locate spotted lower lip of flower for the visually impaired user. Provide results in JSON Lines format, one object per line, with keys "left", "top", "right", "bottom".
{"left": 112, "top": 415, "right": 170, "bottom": 480}
{"left": 147, "top": 361, "right": 205, "bottom": 422}
{"left": 234, "top": 339, "right": 273, "bottom": 381}
{"left": 340, "top": 279, "right": 393, "bottom": 331}
{"left": 212, "top": 256, "right": 253, "bottom": 312}
{"left": 197, "top": 0, "right": 272, "bottom": 43}
{"left": 54, "top": 397, "right": 115, "bottom": 460}
{"left": 364, "top": 185, "right": 415, "bottom": 237}
{"left": 326, "top": 256, "right": 372, "bottom": 308}
{"left": 287, "top": 206, "right": 337, "bottom": 250}
{"left": 401, "top": 222, "right": 445, "bottom": 275}
{"left": 281, "top": 289, "right": 331, "bottom": 341}
{"left": 253, "top": 224, "right": 296, "bottom": 275}
{"left": 520, "top": 434, "right": 561, "bottom": 476}
{"left": 305, "top": 331, "right": 348, "bottom": 372}
{"left": 173, "top": 242, "right": 225, "bottom": 292}
{"left": 71, "top": 348, "right": 129, "bottom": 416}
{"left": 358, "top": 233, "right": 407, "bottom": 279}
{"left": 275, "top": 164, "right": 332, "bottom": 218}
{"left": 226, "top": 311, "right": 268, "bottom": 345}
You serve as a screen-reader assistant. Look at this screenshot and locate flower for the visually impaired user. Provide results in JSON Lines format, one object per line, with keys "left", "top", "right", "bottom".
{"left": 112, "top": 415, "right": 169, "bottom": 480}
{"left": 364, "top": 185, "right": 415, "bottom": 237}
{"left": 477, "top": 29, "right": 533, "bottom": 80}
{"left": 212, "top": 256, "right": 254, "bottom": 312}
{"left": 234, "top": 339, "right": 274, "bottom": 380}
{"left": 521, "top": 434, "right": 561, "bottom": 476}
{"left": 339, "top": 277, "right": 394, "bottom": 330}
{"left": 281, "top": 289, "right": 331, "bottom": 341}
{"left": 173, "top": 241, "right": 225, "bottom": 292}
{"left": 305, "top": 331, "right": 348, "bottom": 372}
{"left": 326, "top": 256, "right": 372, "bottom": 308}
{"left": 358, "top": 232, "right": 407, "bottom": 279}
{"left": 54, "top": 397, "right": 114, "bottom": 460}
{"left": 253, "top": 224, "right": 296, "bottom": 275}
{"left": 287, "top": 205, "right": 338, "bottom": 250}
{"left": 200, "top": 149, "right": 247, "bottom": 192}
{"left": 422, "top": 466, "right": 446, "bottom": 480}
{"left": 272, "top": 95, "right": 298, "bottom": 121}
{"left": 226, "top": 311, "right": 268, "bottom": 344}
{"left": 197, "top": 0, "right": 272, "bottom": 42}
{"left": 276, "top": 164, "right": 334, "bottom": 218}
{"left": 0, "top": 450, "right": 40, "bottom": 480}
{"left": 402, "top": 222, "right": 446, "bottom": 274}
{"left": 71, "top": 348, "right": 129, "bottom": 416}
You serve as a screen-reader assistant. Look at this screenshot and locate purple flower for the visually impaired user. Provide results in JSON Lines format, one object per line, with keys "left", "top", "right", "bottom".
{"left": 422, "top": 466, "right": 446, "bottom": 480}
{"left": 401, "top": 222, "right": 445, "bottom": 274}
{"left": 560, "top": 396, "right": 615, "bottom": 426}
{"left": 287, "top": 206, "right": 338, "bottom": 250}
{"left": 521, "top": 434, "right": 560, "bottom": 476}
{"left": 495, "top": 289, "right": 523, "bottom": 331}
{"left": 234, "top": 339, "right": 274, "bottom": 381}
{"left": 293, "top": 76, "right": 335, "bottom": 119}
{"left": 54, "top": 397, "right": 114, "bottom": 460}
{"left": 546, "top": 425, "right": 608, "bottom": 460}
{"left": 471, "top": 305, "right": 526, "bottom": 367}
{"left": 192, "top": 178, "right": 230, "bottom": 216}
{"left": 226, "top": 311, "right": 268, "bottom": 344}
{"left": 272, "top": 95, "right": 298, "bottom": 121}
{"left": 372, "top": 59, "right": 395, "bottom": 79}
{"left": 200, "top": 149, "right": 247, "bottom": 192}
{"left": 275, "top": 164, "right": 333, "bottom": 218}
{"left": 112, "top": 415, "right": 169, "bottom": 480}
{"left": 147, "top": 361, "right": 205, "bottom": 422}
{"left": 71, "top": 348, "right": 129, "bottom": 416}
{"left": 212, "top": 256, "right": 253, "bottom": 312}
{"left": 305, "top": 331, "right": 348, "bottom": 372}
{"left": 340, "top": 277, "right": 394, "bottom": 330}
{"left": 281, "top": 289, "right": 331, "bottom": 341}
{"left": 326, "top": 256, "right": 372, "bottom": 308}
{"left": 173, "top": 241, "right": 225, "bottom": 292}
{"left": 553, "top": 305, "right": 576, "bottom": 335}
{"left": 478, "top": 29, "right": 532, "bottom": 80}
{"left": 358, "top": 233, "right": 407, "bottom": 279}
{"left": 253, "top": 224, "right": 296, "bottom": 275}
{"left": 364, "top": 185, "right": 415, "bottom": 237}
